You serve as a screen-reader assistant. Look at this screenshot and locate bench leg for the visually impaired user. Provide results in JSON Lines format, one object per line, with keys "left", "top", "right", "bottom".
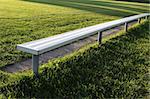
{"left": 145, "top": 16, "right": 148, "bottom": 20}
{"left": 124, "top": 23, "right": 128, "bottom": 32}
{"left": 98, "top": 31, "right": 102, "bottom": 46}
{"left": 138, "top": 18, "right": 141, "bottom": 24}
{"left": 32, "top": 55, "right": 39, "bottom": 77}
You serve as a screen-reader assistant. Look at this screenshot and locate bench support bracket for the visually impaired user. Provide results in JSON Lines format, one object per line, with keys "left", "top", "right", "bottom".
{"left": 138, "top": 18, "right": 141, "bottom": 23}
{"left": 124, "top": 23, "right": 128, "bottom": 32}
{"left": 32, "top": 55, "right": 39, "bottom": 77}
{"left": 145, "top": 16, "right": 148, "bottom": 20}
{"left": 98, "top": 31, "right": 102, "bottom": 46}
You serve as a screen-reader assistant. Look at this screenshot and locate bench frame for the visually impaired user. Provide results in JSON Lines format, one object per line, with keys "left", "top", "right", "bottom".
{"left": 17, "top": 13, "right": 150, "bottom": 77}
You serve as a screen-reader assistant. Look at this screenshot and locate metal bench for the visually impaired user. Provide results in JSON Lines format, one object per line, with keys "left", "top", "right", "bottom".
{"left": 17, "top": 13, "right": 149, "bottom": 77}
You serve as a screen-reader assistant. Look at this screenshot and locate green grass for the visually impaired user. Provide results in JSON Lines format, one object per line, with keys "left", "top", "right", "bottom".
{"left": 0, "top": 0, "right": 149, "bottom": 67}
{"left": 115, "top": 0, "right": 149, "bottom": 3}
{"left": 0, "top": 21, "right": 149, "bottom": 98}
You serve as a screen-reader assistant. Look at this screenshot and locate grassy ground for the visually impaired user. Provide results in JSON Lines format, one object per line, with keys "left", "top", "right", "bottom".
{"left": 0, "top": 21, "right": 149, "bottom": 98}
{"left": 115, "top": 0, "right": 149, "bottom": 3}
{"left": 0, "top": 0, "right": 149, "bottom": 67}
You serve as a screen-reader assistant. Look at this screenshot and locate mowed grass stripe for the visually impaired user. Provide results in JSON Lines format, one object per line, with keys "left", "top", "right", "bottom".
{"left": 55, "top": 0, "right": 149, "bottom": 12}
{"left": 23, "top": 0, "right": 149, "bottom": 17}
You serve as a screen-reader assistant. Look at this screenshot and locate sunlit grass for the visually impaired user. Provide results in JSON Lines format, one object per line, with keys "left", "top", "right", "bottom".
{"left": 0, "top": 0, "right": 86, "bottom": 18}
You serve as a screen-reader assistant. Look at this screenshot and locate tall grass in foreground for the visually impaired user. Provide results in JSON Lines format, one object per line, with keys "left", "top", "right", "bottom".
{"left": 0, "top": 21, "right": 149, "bottom": 98}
